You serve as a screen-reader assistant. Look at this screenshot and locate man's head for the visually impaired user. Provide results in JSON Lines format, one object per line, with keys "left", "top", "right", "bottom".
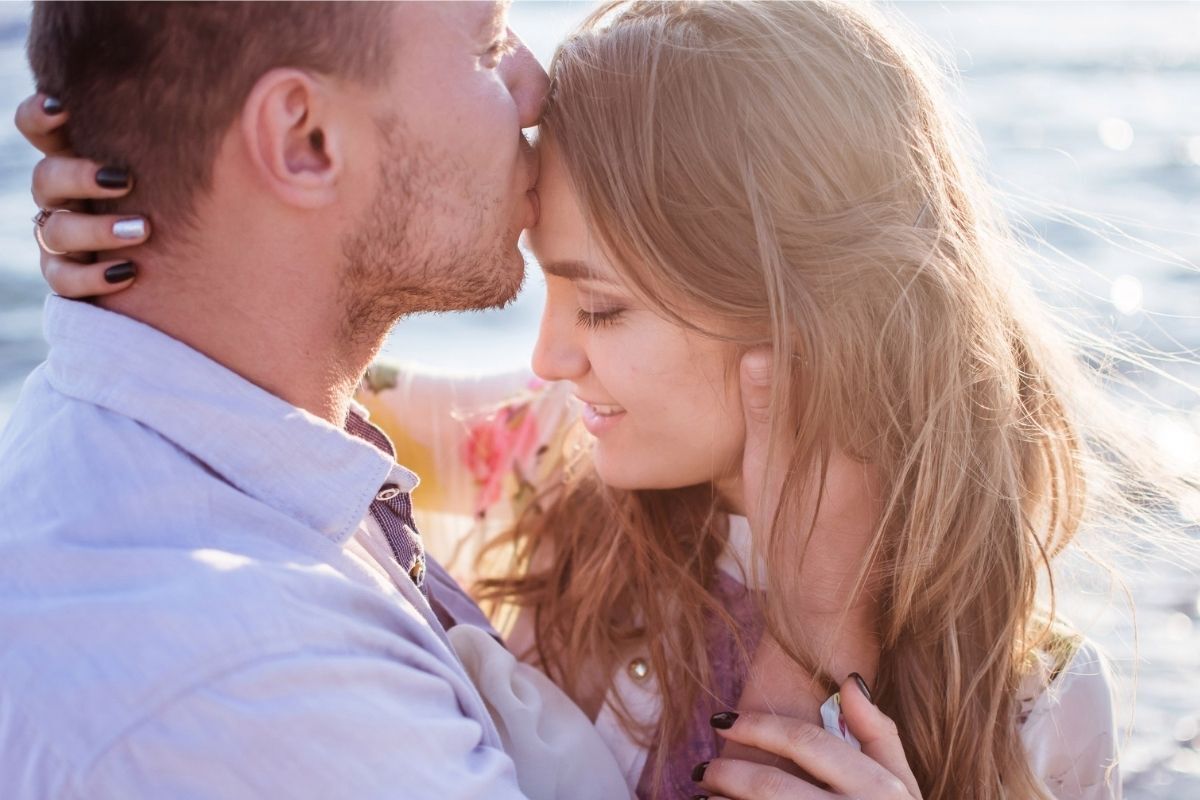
{"left": 28, "top": 1, "right": 545, "bottom": 330}
{"left": 334, "top": 1, "right": 546, "bottom": 337}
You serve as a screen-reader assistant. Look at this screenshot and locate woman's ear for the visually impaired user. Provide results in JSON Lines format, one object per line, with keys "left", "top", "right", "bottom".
{"left": 238, "top": 68, "right": 342, "bottom": 209}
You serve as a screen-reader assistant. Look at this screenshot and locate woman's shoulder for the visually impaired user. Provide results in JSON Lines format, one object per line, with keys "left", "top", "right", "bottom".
{"left": 1018, "top": 635, "right": 1115, "bottom": 720}
{"left": 352, "top": 363, "right": 585, "bottom": 571}
{"left": 1017, "top": 635, "right": 1121, "bottom": 799}
{"left": 451, "top": 376, "right": 581, "bottom": 520}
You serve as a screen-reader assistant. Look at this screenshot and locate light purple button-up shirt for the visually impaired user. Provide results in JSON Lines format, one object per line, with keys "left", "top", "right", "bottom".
{"left": 0, "top": 296, "right": 526, "bottom": 799}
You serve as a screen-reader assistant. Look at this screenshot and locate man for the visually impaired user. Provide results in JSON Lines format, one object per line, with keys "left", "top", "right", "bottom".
{"left": 0, "top": 2, "right": 546, "bottom": 796}
{"left": 4, "top": 0, "right": 930, "bottom": 796}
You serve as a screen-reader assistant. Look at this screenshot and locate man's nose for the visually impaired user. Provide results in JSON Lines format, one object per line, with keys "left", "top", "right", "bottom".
{"left": 500, "top": 30, "right": 550, "bottom": 129}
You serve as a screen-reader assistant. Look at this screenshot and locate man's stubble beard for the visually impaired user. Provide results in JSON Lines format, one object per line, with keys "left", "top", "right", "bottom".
{"left": 337, "top": 127, "right": 526, "bottom": 351}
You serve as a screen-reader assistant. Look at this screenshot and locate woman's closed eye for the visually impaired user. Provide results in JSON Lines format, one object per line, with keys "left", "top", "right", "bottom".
{"left": 575, "top": 307, "right": 625, "bottom": 330}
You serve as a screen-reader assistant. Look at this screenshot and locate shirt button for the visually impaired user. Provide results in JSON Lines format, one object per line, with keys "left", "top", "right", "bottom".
{"left": 627, "top": 657, "right": 650, "bottom": 682}
{"left": 376, "top": 485, "right": 402, "bottom": 502}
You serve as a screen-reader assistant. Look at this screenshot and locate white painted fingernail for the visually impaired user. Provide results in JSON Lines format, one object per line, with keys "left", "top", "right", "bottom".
{"left": 112, "top": 218, "right": 146, "bottom": 239}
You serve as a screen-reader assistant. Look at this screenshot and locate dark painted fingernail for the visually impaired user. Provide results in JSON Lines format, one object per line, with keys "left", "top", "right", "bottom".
{"left": 691, "top": 761, "right": 709, "bottom": 782}
{"left": 96, "top": 166, "right": 131, "bottom": 189}
{"left": 849, "top": 671, "right": 874, "bottom": 704}
{"left": 104, "top": 261, "right": 136, "bottom": 284}
{"left": 710, "top": 711, "right": 738, "bottom": 729}
{"left": 42, "top": 96, "right": 63, "bottom": 115}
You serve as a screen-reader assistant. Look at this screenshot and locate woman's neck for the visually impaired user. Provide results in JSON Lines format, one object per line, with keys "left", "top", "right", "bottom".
{"left": 725, "top": 449, "right": 885, "bottom": 763}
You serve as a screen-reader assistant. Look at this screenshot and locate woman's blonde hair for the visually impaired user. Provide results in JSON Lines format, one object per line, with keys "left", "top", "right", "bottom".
{"left": 477, "top": 2, "right": 1191, "bottom": 797}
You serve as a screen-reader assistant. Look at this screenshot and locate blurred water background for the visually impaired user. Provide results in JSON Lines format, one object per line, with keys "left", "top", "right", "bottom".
{"left": 0, "top": 1, "right": 1198, "bottom": 795}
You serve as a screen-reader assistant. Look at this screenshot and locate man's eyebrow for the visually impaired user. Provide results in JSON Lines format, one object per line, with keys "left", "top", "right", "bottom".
{"left": 540, "top": 259, "right": 614, "bottom": 283}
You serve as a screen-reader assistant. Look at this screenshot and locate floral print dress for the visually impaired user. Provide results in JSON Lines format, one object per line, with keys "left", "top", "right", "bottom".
{"left": 357, "top": 362, "right": 578, "bottom": 588}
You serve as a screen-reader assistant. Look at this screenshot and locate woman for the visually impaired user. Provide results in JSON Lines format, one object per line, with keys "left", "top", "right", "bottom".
{"left": 20, "top": 2, "right": 1152, "bottom": 797}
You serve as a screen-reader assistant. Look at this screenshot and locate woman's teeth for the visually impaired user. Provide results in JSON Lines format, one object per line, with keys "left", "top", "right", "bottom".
{"left": 588, "top": 403, "right": 624, "bottom": 417}
{"left": 580, "top": 400, "right": 627, "bottom": 436}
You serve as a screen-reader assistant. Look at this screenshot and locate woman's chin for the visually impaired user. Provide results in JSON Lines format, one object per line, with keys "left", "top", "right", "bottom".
{"left": 591, "top": 455, "right": 639, "bottom": 490}
{"left": 593, "top": 452, "right": 714, "bottom": 493}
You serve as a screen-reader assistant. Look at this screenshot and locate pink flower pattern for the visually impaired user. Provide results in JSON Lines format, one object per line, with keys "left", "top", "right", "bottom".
{"left": 461, "top": 402, "right": 541, "bottom": 517}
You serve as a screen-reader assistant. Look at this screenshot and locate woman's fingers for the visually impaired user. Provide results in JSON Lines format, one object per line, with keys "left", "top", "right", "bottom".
{"left": 42, "top": 255, "right": 137, "bottom": 299}
{"left": 837, "top": 675, "right": 922, "bottom": 798}
{"left": 32, "top": 156, "right": 132, "bottom": 209}
{"left": 697, "top": 754, "right": 838, "bottom": 800}
{"left": 39, "top": 211, "right": 150, "bottom": 255}
{"left": 17, "top": 94, "right": 137, "bottom": 213}
{"left": 14, "top": 93, "right": 71, "bottom": 156}
{"left": 710, "top": 710, "right": 915, "bottom": 799}
{"left": 17, "top": 93, "right": 143, "bottom": 300}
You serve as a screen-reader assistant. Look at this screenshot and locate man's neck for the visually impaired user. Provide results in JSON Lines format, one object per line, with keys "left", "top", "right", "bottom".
{"left": 97, "top": 250, "right": 388, "bottom": 426}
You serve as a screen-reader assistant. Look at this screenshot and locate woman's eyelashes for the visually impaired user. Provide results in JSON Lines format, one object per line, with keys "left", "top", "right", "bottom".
{"left": 575, "top": 307, "right": 626, "bottom": 330}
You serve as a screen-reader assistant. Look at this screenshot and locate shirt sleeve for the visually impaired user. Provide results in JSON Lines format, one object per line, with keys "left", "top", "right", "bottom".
{"left": 80, "top": 650, "right": 528, "bottom": 800}
{"left": 448, "top": 625, "right": 634, "bottom": 800}
{"left": 1019, "top": 640, "right": 1122, "bottom": 799}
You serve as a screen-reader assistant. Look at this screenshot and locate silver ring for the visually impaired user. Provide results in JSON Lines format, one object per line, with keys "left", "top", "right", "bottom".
{"left": 33, "top": 208, "right": 71, "bottom": 256}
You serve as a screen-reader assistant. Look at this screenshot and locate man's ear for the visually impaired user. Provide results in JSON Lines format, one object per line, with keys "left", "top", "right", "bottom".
{"left": 238, "top": 69, "right": 342, "bottom": 209}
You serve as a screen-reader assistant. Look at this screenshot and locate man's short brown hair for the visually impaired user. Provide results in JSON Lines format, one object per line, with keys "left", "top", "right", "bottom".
{"left": 28, "top": 1, "right": 393, "bottom": 240}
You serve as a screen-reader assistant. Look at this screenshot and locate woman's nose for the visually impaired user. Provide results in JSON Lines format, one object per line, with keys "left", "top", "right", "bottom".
{"left": 531, "top": 295, "right": 589, "bottom": 383}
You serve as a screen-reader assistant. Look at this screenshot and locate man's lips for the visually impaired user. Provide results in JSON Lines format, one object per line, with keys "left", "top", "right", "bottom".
{"left": 519, "top": 130, "right": 540, "bottom": 228}
{"left": 526, "top": 187, "right": 540, "bottom": 227}
{"left": 521, "top": 129, "right": 539, "bottom": 180}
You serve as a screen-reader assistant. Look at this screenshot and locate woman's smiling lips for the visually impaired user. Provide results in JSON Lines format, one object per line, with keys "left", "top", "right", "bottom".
{"left": 579, "top": 398, "right": 627, "bottom": 436}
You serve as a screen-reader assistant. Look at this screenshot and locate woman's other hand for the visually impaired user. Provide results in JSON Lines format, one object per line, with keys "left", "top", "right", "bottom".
{"left": 16, "top": 93, "right": 150, "bottom": 296}
{"left": 694, "top": 674, "right": 922, "bottom": 799}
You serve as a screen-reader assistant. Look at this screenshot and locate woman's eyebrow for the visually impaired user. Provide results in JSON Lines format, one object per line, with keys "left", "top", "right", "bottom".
{"left": 540, "top": 259, "right": 615, "bottom": 283}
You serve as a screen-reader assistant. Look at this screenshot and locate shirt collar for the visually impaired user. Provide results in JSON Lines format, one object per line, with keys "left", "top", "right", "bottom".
{"left": 41, "top": 296, "right": 416, "bottom": 544}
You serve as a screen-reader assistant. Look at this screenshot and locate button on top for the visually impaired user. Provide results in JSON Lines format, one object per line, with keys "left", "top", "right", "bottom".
{"left": 375, "top": 485, "right": 402, "bottom": 502}
{"left": 409, "top": 555, "right": 426, "bottom": 587}
{"left": 627, "top": 657, "right": 650, "bottom": 682}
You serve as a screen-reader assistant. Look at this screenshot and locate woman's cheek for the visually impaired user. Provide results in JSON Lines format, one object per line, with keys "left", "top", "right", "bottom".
{"left": 588, "top": 330, "right": 646, "bottom": 398}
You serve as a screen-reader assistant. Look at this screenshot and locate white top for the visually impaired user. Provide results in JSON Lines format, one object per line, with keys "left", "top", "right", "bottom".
{"left": 1018, "top": 641, "right": 1122, "bottom": 799}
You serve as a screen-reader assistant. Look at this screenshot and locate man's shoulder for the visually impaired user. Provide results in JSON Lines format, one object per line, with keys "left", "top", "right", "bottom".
{"left": 0, "top": 363, "right": 436, "bottom": 661}
{"left": 0, "top": 528, "right": 459, "bottom": 782}
{"left": 0, "top": 493, "right": 440, "bottom": 693}
{"left": 0, "top": 376, "right": 449, "bottom": 766}
{"left": 0, "top": 367, "right": 196, "bottom": 507}
{"left": 0, "top": 366, "right": 497, "bottom": 788}
{"left": 0, "top": 366, "right": 280, "bottom": 555}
